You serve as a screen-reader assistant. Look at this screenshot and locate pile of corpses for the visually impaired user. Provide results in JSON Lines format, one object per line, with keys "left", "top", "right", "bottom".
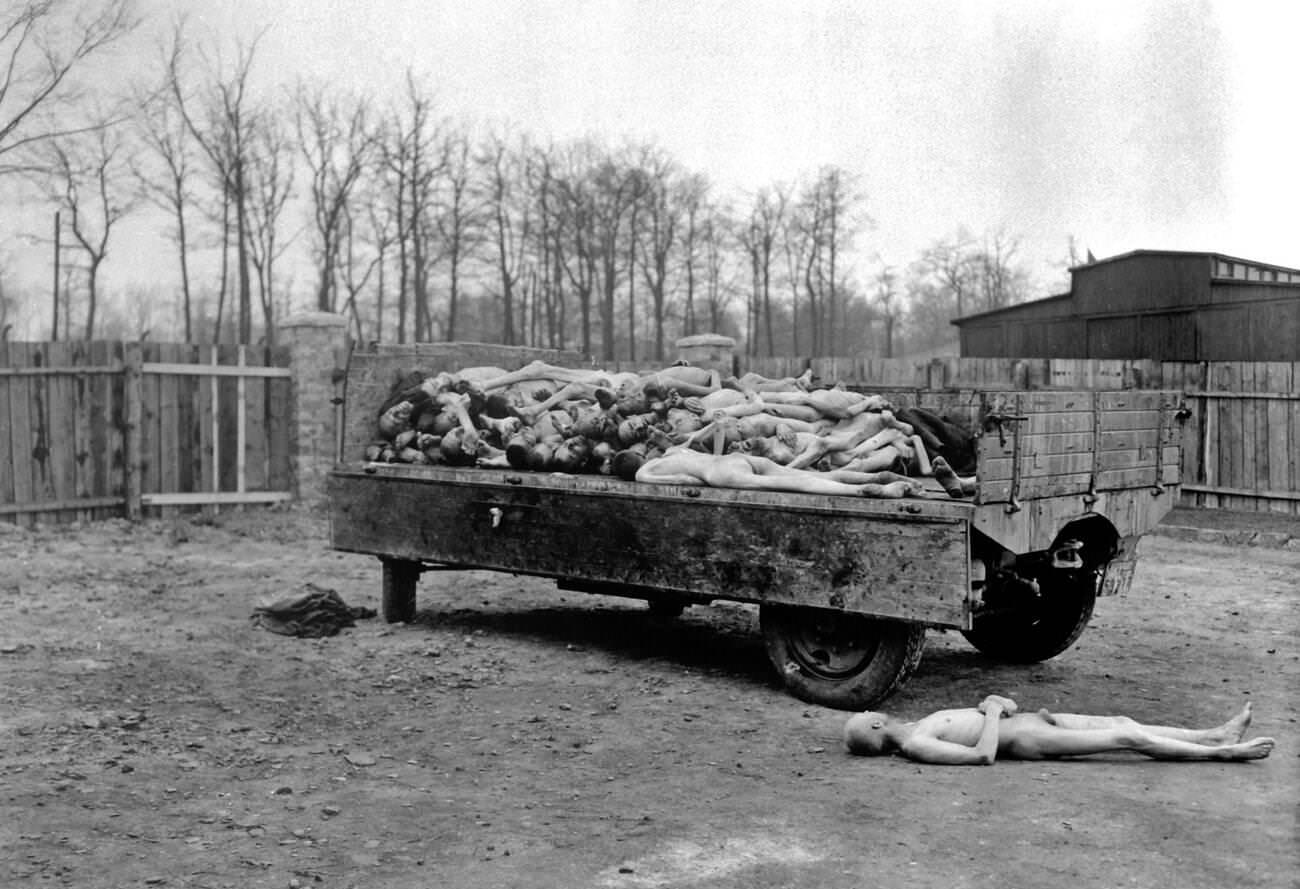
{"left": 365, "top": 361, "right": 978, "bottom": 498}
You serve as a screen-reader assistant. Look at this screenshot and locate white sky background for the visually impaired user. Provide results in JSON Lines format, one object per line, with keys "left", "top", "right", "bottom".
{"left": 5, "top": 0, "right": 1299, "bottom": 334}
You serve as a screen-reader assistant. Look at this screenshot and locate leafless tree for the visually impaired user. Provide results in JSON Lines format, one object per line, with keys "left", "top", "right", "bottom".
{"left": 245, "top": 110, "right": 295, "bottom": 344}
{"left": 0, "top": 264, "right": 18, "bottom": 339}
{"left": 675, "top": 172, "right": 711, "bottom": 338}
{"left": 872, "top": 265, "right": 899, "bottom": 358}
{"left": 166, "top": 23, "right": 266, "bottom": 343}
{"left": 379, "top": 72, "right": 443, "bottom": 343}
{"left": 336, "top": 201, "right": 380, "bottom": 342}
{"left": 971, "top": 226, "right": 1029, "bottom": 312}
{"left": 525, "top": 143, "right": 568, "bottom": 349}
{"left": 797, "top": 166, "right": 863, "bottom": 356}
{"left": 437, "top": 125, "right": 483, "bottom": 341}
{"left": 40, "top": 119, "right": 137, "bottom": 339}
{"left": 637, "top": 152, "right": 682, "bottom": 362}
{"left": 551, "top": 141, "right": 599, "bottom": 356}
{"left": 362, "top": 187, "right": 398, "bottom": 342}
{"left": 134, "top": 81, "right": 201, "bottom": 341}
{"left": 738, "top": 187, "right": 785, "bottom": 357}
{"left": 788, "top": 184, "right": 826, "bottom": 355}
{"left": 698, "top": 199, "right": 736, "bottom": 336}
{"left": 918, "top": 228, "right": 977, "bottom": 319}
{"left": 478, "top": 127, "right": 531, "bottom": 346}
{"left": 622, "top": 163, "right": 650, "bottom": 362}
{"left": 295, "top": 80, "right": 376, "bottom": 314}
{"left": 589, "top": 150, "right": 642, "bottom": 361}
{"left": 0, "top": 0, "right": 138, "bottom": 176}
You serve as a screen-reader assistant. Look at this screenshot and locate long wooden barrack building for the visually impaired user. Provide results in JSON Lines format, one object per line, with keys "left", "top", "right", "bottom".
{"left": 953, "top": 250, "right": 1300, "bottom": 361}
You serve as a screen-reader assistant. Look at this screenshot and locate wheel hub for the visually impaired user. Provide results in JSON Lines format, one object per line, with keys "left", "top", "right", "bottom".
{"left": 785, "top": 614, "right": 880, "bottom": 679}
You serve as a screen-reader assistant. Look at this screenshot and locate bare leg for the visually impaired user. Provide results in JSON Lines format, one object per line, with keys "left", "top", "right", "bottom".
{"left": 1042, "top": 702, "right": 1253, "bottom": 745}
{"left": 1021, "top": 724, "right": 1274, "bottom": 761}
{"left": 479, "top": 361, "right": 612, "bottom": 391}
{"left": 931, "top": 456, "right": 976, "bottom": 498}
{"left": 836, "top": 444, "right": 907, "bottom": 474}
{"left": 823, "top": 468, "right": 915, "bottom": 486}
{"left": 638, "top": 451, "right": 910, "bottom": 497}
{"left": 788, "top": 412, "right": 899, "bottom": 470}
{"left": 908, "top": 434, "right": 933, "bottom": 476}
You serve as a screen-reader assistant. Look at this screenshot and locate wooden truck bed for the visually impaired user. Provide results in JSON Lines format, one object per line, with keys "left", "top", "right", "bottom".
{"left": 329, "top": 344, "right": 1185, "bottom": 623}
{"left": 330, "top": 464, "right": 975, "bottom": 628}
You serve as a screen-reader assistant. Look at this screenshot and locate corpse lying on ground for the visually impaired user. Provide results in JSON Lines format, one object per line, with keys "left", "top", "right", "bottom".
{"left": 844, "top": 696, "right": 1273, "bottom": 765}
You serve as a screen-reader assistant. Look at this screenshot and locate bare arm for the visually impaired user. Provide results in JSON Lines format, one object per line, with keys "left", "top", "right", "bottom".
{"left": 899, "top": 701, "right": 1007, "bottom": 766}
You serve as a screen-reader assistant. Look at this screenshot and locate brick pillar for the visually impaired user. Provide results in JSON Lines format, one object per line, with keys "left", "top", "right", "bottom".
{"left": 675, "top": 333, "right": 736, "bottom": 374}
{"left": 281, "top": 312, "right": 349, "bottom": 503}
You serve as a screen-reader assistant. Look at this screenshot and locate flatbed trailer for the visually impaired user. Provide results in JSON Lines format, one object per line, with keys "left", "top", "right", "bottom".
{"left": 329, "top": 343, "right": 1186, "bottom": 709}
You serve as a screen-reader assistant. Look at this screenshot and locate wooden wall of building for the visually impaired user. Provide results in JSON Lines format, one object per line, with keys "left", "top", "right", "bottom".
{"left": 957, "top": 252, "right": 1300, "bottom": 362}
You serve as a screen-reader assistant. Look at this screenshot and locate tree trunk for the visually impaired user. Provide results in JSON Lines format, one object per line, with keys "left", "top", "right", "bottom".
{"left": 235, "top": 169, "right": 252, "bottom": 344}
{"left": 85, "top": 261, "right": 100, "bottom": 341}
{"left": 177, "top": 206, "right": 193, "bottom": 342}
{"left": 214, "top": 192, "right": 230, "bottom": 345}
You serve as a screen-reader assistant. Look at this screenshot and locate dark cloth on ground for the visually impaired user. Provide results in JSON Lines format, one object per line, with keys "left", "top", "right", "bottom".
{"left": 252, "top": 585, "right": 377, "bottom": 638}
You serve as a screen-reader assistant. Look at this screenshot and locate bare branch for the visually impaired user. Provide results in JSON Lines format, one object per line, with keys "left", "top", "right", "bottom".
{"left": 0, "top": 0, "right": 139, "bottom": 172}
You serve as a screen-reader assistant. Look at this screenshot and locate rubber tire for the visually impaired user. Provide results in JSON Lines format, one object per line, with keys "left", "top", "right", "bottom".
{"left": 381, "top": 558, "right": 420, "bottom": 623}
{"left": 760, "top": 605, "right": 927, "bottom": 710}
{"left": 962, "top": 570, "right": 1097, "bottom": 663}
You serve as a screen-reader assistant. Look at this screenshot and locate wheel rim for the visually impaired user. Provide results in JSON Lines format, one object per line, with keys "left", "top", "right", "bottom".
{"left": 784, "top": 612, "right": 880, "bottom": 680}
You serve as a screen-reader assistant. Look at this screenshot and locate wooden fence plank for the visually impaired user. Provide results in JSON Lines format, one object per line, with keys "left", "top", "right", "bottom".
{"left": 244, "top": 345, "right": 269, "bottom": 491}
{"left": 1254, "top": 363, "right": 1276, "bottom": 511}
{"left": 0, "top": 340, "right": 13, "bottom": 519}
{"left": 28, "top": 342, "right": 57, "bottom": 505}
{"left": 137, "top": 342, "right": 160, "bottom": 509}
{"left": 218, "top": 344, "right": 240, "bottom": 493}
{"left": 1211, "top": 363, "right": 1233, "bottom": 509}
{"left": 174, "top": 343, "right": 197, "bottom": 496}
{"left": 196, "top": 344, "right": 215, "bottom": 507}
{"left": 157, "top": 343, "right": 182, "bottom": 518}
{"left": 85, "top": 342, "right": 108, "bottom": 519}
{"left": 108, "top": 341, "right": 127, "bottom": 513}
{"left": 1164, "top": 362, "right": 1198, "bottom": 502}
{"left": 1292, "top": 364, "right": 1300, "bottom": 517}
{"left": 1263, "top": 363, "right": 1294, "bottom": 515}
{"left": 69, "top": 341, "right": 95, "bottom": 522}
{"left": 123, "top": 342, "right": 143, "bottom": 520}
{"left": 1237, "top": 362, "right": 1257, "bottom": 512}
{"left": 1188, "top": 363, "right": 1211, "bottom": 507}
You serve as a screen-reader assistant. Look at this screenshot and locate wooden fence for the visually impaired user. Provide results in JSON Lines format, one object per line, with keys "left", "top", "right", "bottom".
{"left": 0, "top": 340, "right": 292, "bottom": 526}
{"left": 740, "top": 356, "right": 1300, "bottom": 515}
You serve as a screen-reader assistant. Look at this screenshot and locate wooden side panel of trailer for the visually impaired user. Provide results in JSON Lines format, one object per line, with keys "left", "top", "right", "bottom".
{"left": 330, "top": 466, "right": 974, "bottom": 629}
{"left": 969, "top": 389, "right": 1184, "bottom": 553}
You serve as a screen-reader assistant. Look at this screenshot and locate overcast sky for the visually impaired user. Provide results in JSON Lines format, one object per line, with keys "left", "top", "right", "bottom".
{"left": 6, "top": 0, "right": 1299, "bottom": 326}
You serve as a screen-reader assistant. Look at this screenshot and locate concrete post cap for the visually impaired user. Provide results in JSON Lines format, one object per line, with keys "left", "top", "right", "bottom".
{"left": 675, "top": 333, "right": 736, "bottom": 349}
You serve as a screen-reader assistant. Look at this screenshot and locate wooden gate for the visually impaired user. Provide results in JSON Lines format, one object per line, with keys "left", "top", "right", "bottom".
{"left": 0, "top": 340, "right": 292, "bottom": 525}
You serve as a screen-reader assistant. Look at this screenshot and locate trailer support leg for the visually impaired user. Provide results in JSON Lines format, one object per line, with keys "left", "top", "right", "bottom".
{"left": 381, "top": 558, "right": 420, "bottom": 623}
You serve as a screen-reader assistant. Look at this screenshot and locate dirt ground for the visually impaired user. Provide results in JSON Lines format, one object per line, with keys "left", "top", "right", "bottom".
{"left": 1, "top": 506, "right": 1296, "bottom": 889}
